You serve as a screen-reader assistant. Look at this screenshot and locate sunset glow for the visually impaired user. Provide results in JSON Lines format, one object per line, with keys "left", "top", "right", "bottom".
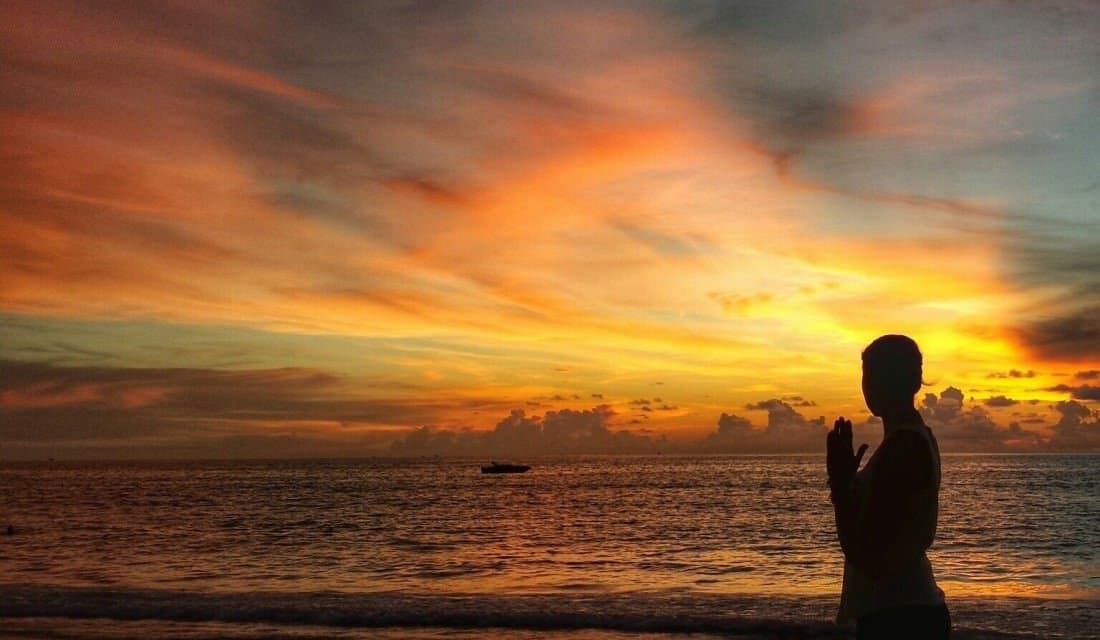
{"left": 1, "top": 1, "right": 1097, "bottom": 458}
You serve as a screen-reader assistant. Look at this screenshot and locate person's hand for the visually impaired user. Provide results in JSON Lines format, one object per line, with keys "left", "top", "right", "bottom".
{"left": 827, "top": 417, "right": 868, "bottom": 491}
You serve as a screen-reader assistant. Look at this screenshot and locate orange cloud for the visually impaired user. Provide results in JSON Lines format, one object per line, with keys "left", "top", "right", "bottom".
{"left": 2, "top": 0, "right": 1095, "bottom": 455}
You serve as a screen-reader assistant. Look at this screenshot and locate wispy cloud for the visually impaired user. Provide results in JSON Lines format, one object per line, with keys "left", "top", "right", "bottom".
{"left": 0, "top": 359, "right": 513, "bottom": 458}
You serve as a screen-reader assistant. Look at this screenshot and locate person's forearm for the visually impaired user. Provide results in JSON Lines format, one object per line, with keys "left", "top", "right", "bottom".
{"left": 831, "top": 481, "right": 860, "bottom": 559}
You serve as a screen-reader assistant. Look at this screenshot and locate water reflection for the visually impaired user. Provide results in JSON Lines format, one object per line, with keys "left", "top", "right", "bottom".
{"left": 1, "top": 455, "right": 1096, "bottom": 599}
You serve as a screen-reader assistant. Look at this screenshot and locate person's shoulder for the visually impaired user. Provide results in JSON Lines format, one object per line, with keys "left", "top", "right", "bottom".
{"left": 876, "top": 429, "right": 932, "bottom": 490}
{"left": 883, "top": 428, "right": 929, "bottom": 450}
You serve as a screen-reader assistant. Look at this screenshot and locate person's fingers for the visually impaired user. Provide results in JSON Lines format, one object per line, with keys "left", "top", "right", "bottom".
{"left": 839, "top": 417, "right": 852, "bottom": 443}
{"left": 855, "top": 443, "right": 869, "bottom": 468}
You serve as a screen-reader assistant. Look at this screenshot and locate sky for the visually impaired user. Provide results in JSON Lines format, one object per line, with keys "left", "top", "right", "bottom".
{"left": 1, "top": 1, "right": 1098, "bottom": 459}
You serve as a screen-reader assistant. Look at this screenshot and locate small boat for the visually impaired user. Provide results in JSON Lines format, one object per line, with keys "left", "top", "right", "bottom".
{"left": 481, "top": 461, "right": 531, "bottom": 474}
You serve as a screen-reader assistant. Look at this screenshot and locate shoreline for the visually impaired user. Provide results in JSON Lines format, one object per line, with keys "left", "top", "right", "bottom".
{"left": 1, "top": 585, "right": 1095, "bottom": 639}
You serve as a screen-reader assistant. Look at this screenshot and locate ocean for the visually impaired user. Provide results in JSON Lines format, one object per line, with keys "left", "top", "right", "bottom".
{"left": 1, "top": 455, "right": 1097, "bottom": 639}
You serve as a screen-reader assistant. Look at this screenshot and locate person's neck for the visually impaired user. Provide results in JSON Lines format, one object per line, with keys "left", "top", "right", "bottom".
{"left": 881, "top": 406, "right": 922, "bottom": 438}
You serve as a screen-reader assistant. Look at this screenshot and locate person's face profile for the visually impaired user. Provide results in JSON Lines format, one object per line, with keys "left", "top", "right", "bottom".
{"left": 862, "top": 370, "right": 879, "bottom": 416}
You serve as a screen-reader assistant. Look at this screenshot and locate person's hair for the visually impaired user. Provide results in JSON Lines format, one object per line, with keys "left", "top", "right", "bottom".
{"left": 862, "top": 334, "right": 923, "bottom": 399}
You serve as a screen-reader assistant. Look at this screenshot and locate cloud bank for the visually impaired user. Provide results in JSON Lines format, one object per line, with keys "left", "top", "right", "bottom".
{"left": 389, "top": 406, "right": 663, "bottom": 456}
{"left": 4, "top": 356, "right": 1099, "bottom": 458}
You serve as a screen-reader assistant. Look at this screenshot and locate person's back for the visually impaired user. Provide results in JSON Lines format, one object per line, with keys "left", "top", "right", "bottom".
{"left": 827, "top": 335, "right": 950, "bottom": 639}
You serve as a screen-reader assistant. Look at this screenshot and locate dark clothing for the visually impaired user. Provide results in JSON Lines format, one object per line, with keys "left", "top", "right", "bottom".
{"left": 857, "top": 603, "right": 951, "bottom": 640}
{"left": 835, "top": 425, "right": 945, "bottom": 623}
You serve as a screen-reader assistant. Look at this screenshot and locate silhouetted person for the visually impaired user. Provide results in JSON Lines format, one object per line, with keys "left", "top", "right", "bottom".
{"left": 827, "top": 335, "right": 949, "bottom": 639}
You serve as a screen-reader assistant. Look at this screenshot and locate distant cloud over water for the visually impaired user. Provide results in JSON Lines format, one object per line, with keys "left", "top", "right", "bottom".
{"left": 2, "top": 356, "right": 1097, "bottom": 457}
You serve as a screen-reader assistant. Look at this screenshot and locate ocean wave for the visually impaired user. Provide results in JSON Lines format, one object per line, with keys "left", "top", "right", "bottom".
{"left": 0, "top": 586, "right": 1081, "bottom": 639}
{"left": 0, "top": 586, "right": 839, "bottom": 637}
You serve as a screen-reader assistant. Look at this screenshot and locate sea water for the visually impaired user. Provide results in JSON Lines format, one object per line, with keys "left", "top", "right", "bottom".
{"left": 1, "top": 455, "right": 1097, "bottom": 639}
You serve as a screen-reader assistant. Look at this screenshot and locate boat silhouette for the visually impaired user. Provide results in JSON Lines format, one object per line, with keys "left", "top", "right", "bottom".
{"left": 480, "top": 461, "right": 531, "bottom": 474}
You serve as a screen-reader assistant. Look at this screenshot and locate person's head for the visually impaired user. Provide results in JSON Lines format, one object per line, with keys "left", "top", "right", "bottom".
{"left": 861, "top": 334, "right": 922, "bottom": 417}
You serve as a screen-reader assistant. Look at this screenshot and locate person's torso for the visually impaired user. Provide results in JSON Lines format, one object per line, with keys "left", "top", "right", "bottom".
{"left": 837, "top": 421, "right": 945, "bottom": 624}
